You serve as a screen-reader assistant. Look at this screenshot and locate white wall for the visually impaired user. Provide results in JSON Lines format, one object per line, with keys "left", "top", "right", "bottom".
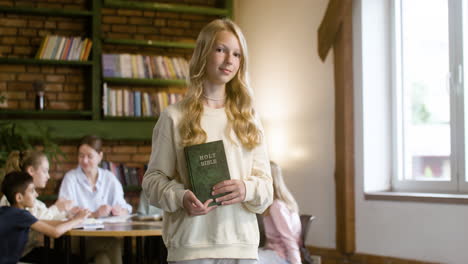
{"left": 354, "top": 1, "right": 468, "bottom": 264}
{"left": 236, "top": 1, "right": 468, "bottom": 263}
{"left": 234, "top": 0, "right": 336, "bottom": 248}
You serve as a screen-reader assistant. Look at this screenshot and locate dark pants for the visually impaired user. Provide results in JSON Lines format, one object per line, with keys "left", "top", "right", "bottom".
{"left": 20, "top": 246, "right": 80, "bottom": 264}
{"left": 145, "top": 236, "right": 168, "bottom": 264}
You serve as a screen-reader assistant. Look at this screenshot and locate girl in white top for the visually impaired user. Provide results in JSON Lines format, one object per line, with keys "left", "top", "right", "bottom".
{"left": 143, "top": 18, "right": 273, "bottom": 264}
{"left": 0, "top": 150, "right": 75, "bottom": 257}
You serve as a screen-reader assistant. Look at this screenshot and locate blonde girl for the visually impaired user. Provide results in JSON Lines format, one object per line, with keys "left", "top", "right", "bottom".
{"left": 143, "top": 18, "right": 273, "bottom": 264}
{"left": 259, "top": 161, "right": 302, "bottom": 264}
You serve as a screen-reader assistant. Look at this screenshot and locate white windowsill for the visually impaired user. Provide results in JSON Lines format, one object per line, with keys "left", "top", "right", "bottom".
{"left": 365, "top": 191, "right": 468, "bottom": 204}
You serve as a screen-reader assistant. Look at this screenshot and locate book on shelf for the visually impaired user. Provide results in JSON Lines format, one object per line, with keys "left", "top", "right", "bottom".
{"left": 121, "top": 54, "right": 132, "bottom": 78}
{"left": 102, "top": 84, "right": 184, "bottom": 118}
{"left": 35, "top": 35, "right": 49, "bottom": 59}
{"left": 134, "top": 90, "right": 142, "bottom": 117}
{"left": 35, "top": 35, "right": 92, "bottom": 61}
{"left": 148, "top": 56, "right": 156, "bottom": 78}
{"left": 101, "top": 160, "right": 145, "bottom": 187}
{"left": 60, "top": 38, "right": 72, "bottom": 60}
{"left": 123, "top": 89, "right": 130, "bottom": 117}
{"left": 131, "top": 55, "right": 138, "bottom": 78}
{"left": 54, "top": 37, "right": 67, "bottom": 60}
{"left": 102, "top": 54, "right": 115, "bottom": 76}
{"left": 122, "top": 165, "right": 131, "bottom": 186}
{"left": 109, "top": 89, "right": 116, "bottom": 116}
{"left": 155, "top": 56, "right": 166, "bottom": 78}
{"left": 136, "top": 55, "right": 145, "bottom": 78}
{"left": 102, "top": 82, "right": 108, "bottom": 116}
{"left": 101, "top": 53, "right": 189, "bottom": 80}
{"left": 184, "top": 140, "right": 231, "bottom": 206}
{"left": 41, "top": 35, "right": 56, "bottom": 59}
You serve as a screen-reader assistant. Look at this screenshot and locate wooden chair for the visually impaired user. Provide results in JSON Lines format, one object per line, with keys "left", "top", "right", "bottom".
{"left": 257, "top": 213, "right": 266, "bottom": 247}
{"left": 257, "top": 214, "right": 316, "bottom": 264}
{"left": 299, "top": 214, "right": 316, "bottom": 264}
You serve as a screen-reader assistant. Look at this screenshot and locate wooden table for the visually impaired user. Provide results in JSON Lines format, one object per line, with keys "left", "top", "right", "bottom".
{"left": 63, "top": 221, "right": 163, "bottom": 264}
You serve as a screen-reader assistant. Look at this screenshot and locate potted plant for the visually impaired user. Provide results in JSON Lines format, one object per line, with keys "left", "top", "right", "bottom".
{"left": 0, "top": 122, "right": 64, "bottom": 187}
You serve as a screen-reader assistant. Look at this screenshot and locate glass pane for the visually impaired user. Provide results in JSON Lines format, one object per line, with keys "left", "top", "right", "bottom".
{"left": 401, "top": 0, "right": 451, "bottom": 181}
{"left": 464, "top": 0, "right": 468, "bottom": 182}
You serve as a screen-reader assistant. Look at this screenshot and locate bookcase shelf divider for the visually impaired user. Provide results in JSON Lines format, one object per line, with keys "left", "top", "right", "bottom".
{"left": 0, "top": 110, "right": 93, "bottom": 117}
{"left": 103, "top": 116, "right": 158, "bottom": 121}
{"left": 103, "top": 38, "right": 196, "bottom": 49}
{"left": 0, "top": 57, "right": 93, "bottom": 66}
{"left": 103, "top": 77, "right": 187, "bottom": 86}
{"left": 0, "top": 6, "right": 93, "bottom": 17}
{"left": 12, "top": 120, "right": 156, "bottom": 140}
{"left": 91, "top": 0, "right": 103, "bottom": 120}
{"left": 103, "top": 0, "right": 229, "bottom": 15}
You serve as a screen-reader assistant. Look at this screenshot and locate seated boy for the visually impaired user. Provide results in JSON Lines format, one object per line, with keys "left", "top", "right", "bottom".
{"left": 0, "top": 171, "right": 90, "bottom": 264}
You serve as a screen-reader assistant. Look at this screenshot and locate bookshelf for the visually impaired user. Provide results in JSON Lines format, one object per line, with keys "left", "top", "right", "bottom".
{"left": 0, "top": 0, "right": 99, "bottom": 126}
{"left": 1, "top": 0, "right": 233, "bottom": 141}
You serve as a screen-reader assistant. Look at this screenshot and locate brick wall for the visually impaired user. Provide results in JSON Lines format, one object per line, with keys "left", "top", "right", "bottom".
{"left": 0, "top": 64, "right": 87, "bottom": 110}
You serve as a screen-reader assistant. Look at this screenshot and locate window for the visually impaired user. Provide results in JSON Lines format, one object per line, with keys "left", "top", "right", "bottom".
{"left": 392, "top": 0, "right": 467, "bottom": 192}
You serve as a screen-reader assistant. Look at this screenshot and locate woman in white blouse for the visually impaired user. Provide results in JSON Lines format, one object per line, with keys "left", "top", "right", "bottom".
{"left": 59, "top": 135, "right": 131, "bottom": 217}
{"left": 59, "top": 135, "right": 130, "bottom": 264}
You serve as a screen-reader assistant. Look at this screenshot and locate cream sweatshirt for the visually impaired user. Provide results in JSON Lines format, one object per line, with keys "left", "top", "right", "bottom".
{"left": 142, "top": 102, "right": 273, "bottom": 261}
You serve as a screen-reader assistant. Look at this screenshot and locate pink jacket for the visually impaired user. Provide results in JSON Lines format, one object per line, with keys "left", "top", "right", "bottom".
{"left": 263, "top": 200, "right": 302, "bottom": 264}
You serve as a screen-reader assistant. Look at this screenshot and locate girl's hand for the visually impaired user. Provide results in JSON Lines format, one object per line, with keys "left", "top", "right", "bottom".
{"left": 54, "top": 198, "right": 74, "bottom": 212}
{"left": 111, "top": 205, "right": 129, "bottom": 216}
{"left": 73, "top": 209, "right": 91, "bottom": 221}
{"left": 93, "top": 205, "right": 112, "bottom": 218}
{"left": 183, "top": 190, "right": 217, "bottom": 216}
{"left": 212, "top": 179, "right": 246, "bottom": 205}
{"left": 66, "top": 206, "right": 82, "bottom": 218}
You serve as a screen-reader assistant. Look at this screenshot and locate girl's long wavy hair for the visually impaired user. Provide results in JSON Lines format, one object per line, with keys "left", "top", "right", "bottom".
{"left": 1, "top": 150, "right": 45, "bottom": 195}
{"left": 270, "top": 161, "right": 299, "bottom": 213}
{"left": 5, "top": 150, "right": 46, "bottom": 174}
{"left": 179, "top": 18, "right": 262, "bottom": 150}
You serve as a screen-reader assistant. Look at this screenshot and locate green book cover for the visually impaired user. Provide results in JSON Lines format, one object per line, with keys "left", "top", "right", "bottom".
{"left": 184, "top": 140, "right": 231, "bottom": 206}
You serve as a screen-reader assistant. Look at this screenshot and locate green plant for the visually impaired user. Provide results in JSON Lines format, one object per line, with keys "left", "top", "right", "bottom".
{"left": 0, "top": 122, "right": 65, "bottom": 183}
{"left": 0, "top": 94, "right": 5, "bottom": 108}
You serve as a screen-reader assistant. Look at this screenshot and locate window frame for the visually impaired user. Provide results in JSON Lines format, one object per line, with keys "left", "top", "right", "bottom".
{"left": 391, "top": 0, "right": 467, "bottom": 193}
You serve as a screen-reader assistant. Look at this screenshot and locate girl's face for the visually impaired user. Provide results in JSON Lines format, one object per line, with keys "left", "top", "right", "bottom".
{"left": 27, "top": 156, "right": 50, "bottom": 189}
{"left": 78, "top": 144, "right": 103, "bottom": 175}
{"left": 205, "top": 30, "right": 242, "bottom": 87}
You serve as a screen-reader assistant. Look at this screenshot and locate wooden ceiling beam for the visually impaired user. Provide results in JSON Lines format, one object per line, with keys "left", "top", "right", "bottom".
{"left": 317, "top": 0, "right": 355, "bottom": 255}
{"left": 317, "top": 0, "right": 352, "bottom": 61}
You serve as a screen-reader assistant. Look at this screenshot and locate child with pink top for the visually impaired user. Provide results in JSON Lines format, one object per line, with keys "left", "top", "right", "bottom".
{"left": 259, "top": 161, "right": 302, "bottom": 264}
